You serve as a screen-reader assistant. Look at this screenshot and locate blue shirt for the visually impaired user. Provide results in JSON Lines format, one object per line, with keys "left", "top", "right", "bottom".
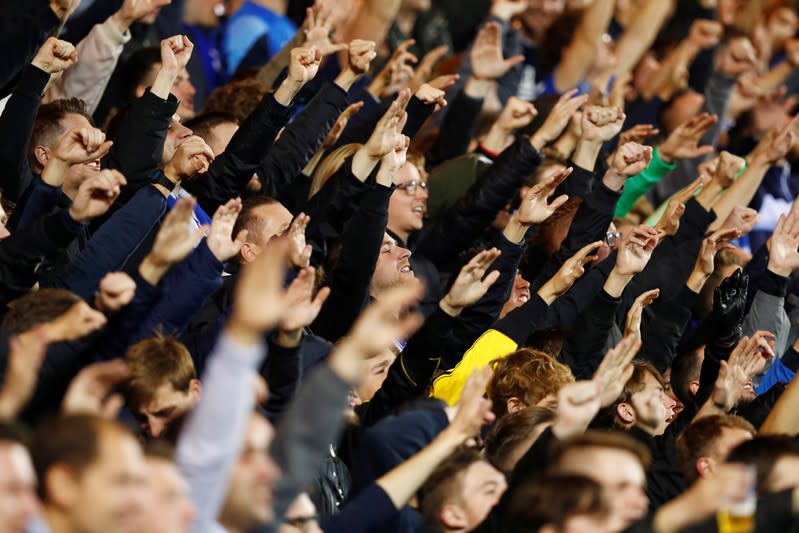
{"left": 223, "top": 1, "right": 297, "bottom": 75}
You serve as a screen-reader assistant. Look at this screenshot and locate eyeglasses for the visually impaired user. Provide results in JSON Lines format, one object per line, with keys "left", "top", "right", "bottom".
{"left": 395, "top": 180, "right": 428, "bottom": 195}
{"left": 284, "top": 515, "right": 320, "bottom": 531}
{"left": 605, "top": 231, "right": 622, "bottom": 249}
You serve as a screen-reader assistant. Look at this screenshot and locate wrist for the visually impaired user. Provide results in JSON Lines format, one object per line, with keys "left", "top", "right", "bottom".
{"left": 138, "top": 255, "right": 171, "bottom": 286}
{"left": 604, "top": 269, "right": 634, "bottom": 297}
{"left": 464, "top": 76, "right": 491, "bottom": 98}
{"left": 110, "top": 12, "right": 134, "bottom": 33}
{"left": 335, "top": 68, "right": 359, "bottom": 91}
{"left": 686, "top": 269, "right": 710, "bottom": 293}
{"left": 602, "top": 169, "right": 626, "bottom": 192}
{"left": 767, "top": 263, "right": 793, "bottom": 278}
{"left": 502, "top": 217, "right": 528, "bottom": 244}
{"left": 482, "top": 127, "right": 513, "bottom": 155}
{"left": 573, "top": 139, "right": 602, "bottom": 170}
{"left": 658, "top": 148, "right": 675, "bottom": 164}
{"left": 274, "top": 78, "right": 304, "bottom": 106}
{"left": 536, "top": 282, "right": 558, "bottom": 305}
{"left": 530, "top": 132, "right": 551, "bottom": 152}
{"left": 42, "top": 158, "right": 71, "bottom": 187}
{"left": 161, "top": 164, "right": 182, "bottom": 185}
{"left": 439, "top": 296, "right": 464, "bottom": 317}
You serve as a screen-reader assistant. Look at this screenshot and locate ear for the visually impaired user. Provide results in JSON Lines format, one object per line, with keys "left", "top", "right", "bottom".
{"left": 696, "top": 457, "right": 713, "bottom": 478}
{"left": 506, "top": 397, "right": 524, "bottom": 414}
{"left": 45, "top": 464, "right": 80, "bottom": 510}
{"left": 617, "top": 402, "right": 636, "bottom": 424}
{"left": 189, "top": 378, "right": 202, "bottom": 401}
{"left": 34, "top": 145, "right": 50, "bottom": 170}
{"left": 689, "top": 380, "right": 700, "bottom": 397}
{"left": 240, "top": 243, "right": 256, "bottom": 263}
{"left": 440, "top": 503, "right": 468, "bottom": 530}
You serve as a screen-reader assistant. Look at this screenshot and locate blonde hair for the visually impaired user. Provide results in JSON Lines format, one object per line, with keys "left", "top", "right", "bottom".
{"left": 309, "top": 144, "right": 361, "bottom": 198}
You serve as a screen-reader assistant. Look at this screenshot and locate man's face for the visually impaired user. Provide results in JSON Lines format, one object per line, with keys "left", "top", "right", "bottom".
{"left": 370, "top": 233, "right": 415, "bottom": 296}
{"left": 36, "top": 113, "right": 101, "bottom": 197}
{"left": 207, "top": 122, "right": 240, "bottom": 156}
{"left": 388, "top": 162, "right": 428, "bottom": 236}
{"left": 0, "top": 443, "right": 39, "bottom": 533}
{"left": 501, "top": 273, "right": 532, "bottom": 318}
{"left": 135, "top": 381, "right": 200, "bottom": 439}
{"left": 142, "top": 458, "right": 195, "bottom": 533}
{"left": 555, "top": 447, "right": 648, "bottom": 529}
{"left": 173, "top": 69, "right": 197, "bottom": 120}
{"left": 353, "top": 349, "right": 396, "bottom": 405}
{"left": 162, "top": 116, "right": 194, "bottom": 165}
{"left": 59, "top": 429, "right": 149, "bottom": 533}
{"left": 240, "top": 203, "right": 294, "bottom": 262}
{"left": 219, "top": 414, "right": 281, "bottom": 530}
{"left": 446, "top": 461, "right": 507, "bottom": 531}
{"left": 629, "top": 371, "right": 676, "bottom": 435}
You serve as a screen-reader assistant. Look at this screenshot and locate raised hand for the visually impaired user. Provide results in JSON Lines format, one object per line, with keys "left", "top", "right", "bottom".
{"left": 160, "top": 35, "right": 194, "bottom": 72}
{"left": 729, "top": 331, "right": 774, "bottom": 378}
{"left": 279, "top": 267, "right": 331, "bottom": 333}
{"left": 624, "top": 289, "right": 660, "bottom": 339}
{"left": 415, "top": 83, "right": 447, "bottom": 107}
{"left": 304, "top": 4, "right": 347, "bottom": 57}
{"left": 712, "top": 334, "right": 766, "bottom": 412}
{"left": 347, "top": 39, "right": 377, "bottom": 74}
{"left": 618, "top": 124, "right": 660, "bottom": 147}
{"left": 719, "top": 206, "right": 758, "bottom": 236}
{"left": 748, "top": 115, "right": 799, "bottom": 167}
{"left": 377, "top": 134, "right": 410, "bottom": 185}
{"left": 497, "top": 97, "right": 538, "bottom": 133}
{"left": 289, "top": 46, "right": 323, "bottom": 85}
{"left": 692, "top": 228, "right": 739, "bottom": 278}
{"left": 515, "top": 167, "right": 571, "bottom": 225}
{"left": 440, "top": 249, "right": 502, "bottom": 316}
{"left": 207, "top": 198, "right": 248, "bottom": 262}
{"left": 331, "top": 282, "right": 425, "bottom": 382}
{"left": 364, "top": 89, "right": 411, "bottom": 159}
{"left": 46, "top": 301, "right": 108, "bottom": 342}
{"left": 95, "top": 272, "right": 136, "bottom": 313}
{"left": 53, "top": 127, "right": 113, "bottom": 165}
{"left": 714, "top": 151, "right": 746, "bottom": 188}
{"left": 32, "top": 37, "right": 77, "bottom": 74}
{"left": 712, "top": 268, "right": 749, "bottom": 346}
{"left": 580, "top": 105, "right": 626, "bottom": 143}
{"left": 62, "top": 359, "right": 130, "bottom": 419}
{"left": 658, "top": 113, "right": 718, "bottom": 164}
{"left": 163, "top": 135, "right": 215, "bottom": 183}
{"left": 369, "top": 39, "right": 417, "bottom": 98}
{"left": 657, "top": 175, "right": 709, "bottom": 237}
{"left": 593, "top": 335, "right": 642, "bottom": 407}
{"left": 0, "top": 329, "right": 49, "bottom": 419}
{"left": 716, "top": 36, "right": 758, "bottom": 77}
{"left": 145, "top": 199, "right": 207, "bottom": 272}
{"left": 68, "top": 170, "right": 127, "bottom": 223}
{"left": 614, "top": 225, "right": 660, "bottom": 276}
{"left": 410, "top": 45, "right": 449, "bottom": 90}
{"left": 530, "top": 89, "right": 589, "bottom": 150}
{"left": 767, "top": 211, "right": 799, "bottom": 276}
{"left": 538, "top": 241, "right": 602, "bottom": 304}
{"left": 322, "top": 101, "right": 364, "bottom": 149}
{"left": 604, "top": 142, "right": 653, "bottom": 190}
{"left": 551, "top": 380, "right": 603, "bottom": 439}
{"left": 470, "top": 21, "right": 524, "bottom": 81}
{"left": 282, "top": 213, "right": 313, "bottom": 269}
{"left": 448, "top": 366, "right": 496, "bottom": 439}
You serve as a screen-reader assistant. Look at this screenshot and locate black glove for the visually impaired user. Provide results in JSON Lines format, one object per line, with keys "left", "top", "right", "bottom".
{"left": 711, "top": 268, "right": 749, "bottom": 348}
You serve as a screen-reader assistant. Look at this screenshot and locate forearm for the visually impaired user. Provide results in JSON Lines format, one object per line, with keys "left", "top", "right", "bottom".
{"left": 615, "top": 148, "right": 676, "bottom": 217}
{"left": 708, "top": 162, "right": 769, "bottom": 231}
{"left": 613, "top": 0, "right": 672, "bottom": 76}
{"left": 255, "top": 28, "right": 304, "bottom": 88}
{"left": 177, "top": 331, "right": 266, "bottom": 531}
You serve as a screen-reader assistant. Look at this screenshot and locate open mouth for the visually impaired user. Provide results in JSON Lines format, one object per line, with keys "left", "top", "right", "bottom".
{"left": 85, "top": 159, "right": 102, "bottom": 170}
{"left": 400, "top": 264, "right": 412, "bottom": 273}
{"left": 412, "top": 205, "right": 425, "bottom": 217}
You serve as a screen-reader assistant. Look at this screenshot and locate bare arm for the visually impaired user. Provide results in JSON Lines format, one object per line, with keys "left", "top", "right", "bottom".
{"left": 552, "top": 0, "right": 615, "bottom": 92}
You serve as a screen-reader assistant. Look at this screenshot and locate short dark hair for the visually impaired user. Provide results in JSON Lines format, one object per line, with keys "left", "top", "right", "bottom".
{"left": 203, "top": 78, "right": 268, "bottom": 121}
{"left": 30, "top": 415, "right": 133, "bottom": 500}
{"left": 232, "top": 195, "right": 281, "bottom": 247}
{"left": 183, "top": 112, "right": 238, "bottom": 146}
{"left": 670, "top": 348, "right": 703, "bottom": 406}
{"left": 2, "top": 289, "right": 81, "bottom": 335}
{"left": 30, "top": 98, "right": 92, "bottom": 171}
{"left": 675, "top": 415, "right": 755, "bottom": 483}
{"left": 727, "top": 435, "right": 799, "bottom": 494}
{"left": 0, "top": 420, "right": 30, "bottom": 447}
{"left": 484, "top": 406, "right": 555, "bottom": 474}
{"left": 418, "top": 446, "right": 483, "bottom": 533}
{"left": 506, "top": 474, "right": 608, "bottom": 533}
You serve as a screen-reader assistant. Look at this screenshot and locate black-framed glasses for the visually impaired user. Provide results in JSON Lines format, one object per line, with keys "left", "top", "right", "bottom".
{"left": 396, "top": 180, "right": 429, "bottom": 195}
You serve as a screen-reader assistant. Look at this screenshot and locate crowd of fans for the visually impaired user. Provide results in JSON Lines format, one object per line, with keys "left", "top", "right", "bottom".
{"left": 2, "top": 0, "right": 799, "bottom": 532}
